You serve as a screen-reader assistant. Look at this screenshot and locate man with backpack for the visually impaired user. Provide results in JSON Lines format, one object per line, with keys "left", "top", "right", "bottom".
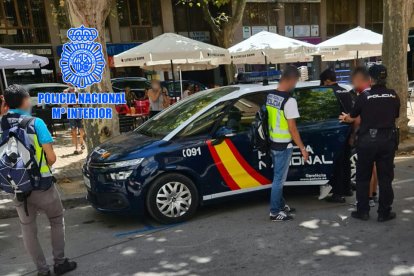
{"left": 266, "top": 66, "right": 309, "bottom": 221}
{"left": 0, "top": 85, "right": 77, "bottom": 276}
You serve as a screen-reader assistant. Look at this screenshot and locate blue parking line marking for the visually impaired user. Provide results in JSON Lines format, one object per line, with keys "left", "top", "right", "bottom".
{"left": 114, "top": 223, "right": 184, "bottom": 238}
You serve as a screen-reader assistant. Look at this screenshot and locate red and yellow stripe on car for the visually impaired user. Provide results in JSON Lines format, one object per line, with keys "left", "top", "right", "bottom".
{"left": 207, "top": 139, "right": 270, "bottom": 190}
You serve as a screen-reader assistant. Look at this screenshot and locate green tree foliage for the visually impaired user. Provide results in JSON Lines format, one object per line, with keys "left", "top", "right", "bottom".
{"left": 178, "top": 0, "right": 247, "bottom": 84}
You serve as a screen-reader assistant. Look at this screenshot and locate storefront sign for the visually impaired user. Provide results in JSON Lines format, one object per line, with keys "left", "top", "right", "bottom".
{"left": 299, "top": 37, "right": 322, "bottom": 45}
{"left": 294, "top": 25, "right": 311, "bottom": 37}
{"left": 311, "top": 25, "right": 319, "bottom": 37}
{"left": 189, "top": 31, "right": 211, "bottom": 43}
{"left": 252, "top": 26, "right": 268, "bottom": 35}
{"left": 242, "top": 26, "right": 251, "bottom": 38}
{"left": 268, "top": 26, "right": 278, "bottom": 34}
{"left": 178, "top": 31, "right": 211, "bottom": 42}
{"left": 285, "top": 26, "right": 294, "bottom": 37}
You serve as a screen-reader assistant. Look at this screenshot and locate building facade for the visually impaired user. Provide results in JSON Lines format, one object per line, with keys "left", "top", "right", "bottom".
{"left": 2, "top": 0, "right": 413, "bottom": 86}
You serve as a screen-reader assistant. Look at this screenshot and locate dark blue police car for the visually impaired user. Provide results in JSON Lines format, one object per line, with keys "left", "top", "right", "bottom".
{"left": 83, "top": 82, "right": 353, "bottom": 224}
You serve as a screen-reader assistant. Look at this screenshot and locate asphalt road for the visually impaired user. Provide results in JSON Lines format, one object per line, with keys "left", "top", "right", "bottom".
{"left": 1, "top": 155, "right": 414, "bottom": 276}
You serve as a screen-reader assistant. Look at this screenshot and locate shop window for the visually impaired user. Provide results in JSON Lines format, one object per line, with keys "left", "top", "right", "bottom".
{"left": 365, "top": 0, "right": 383, "bottom": 33}
{"left": 116, "top": 0, "right": 163, "bottom": 42}
{"left": 327, "top": 0, "right": 358, "bottom": 37}
{"left": 174, "top": 3, "right": 209, "bottom": 33}
{"left": 242, "top": 2, "right": 280, "bottom": 36}
{"left": 173, "top": 2, "right": 215, "bottom": 43}
{"left": 284, "top": 3, "right": 320, "bottom": 38}
{"left": 0, "top": 0, "right": 49, "bottom": 44}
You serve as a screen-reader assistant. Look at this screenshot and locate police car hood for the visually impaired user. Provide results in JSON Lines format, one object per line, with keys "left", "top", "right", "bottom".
{"left": 89, "top": 131, "right": 161, "bottom": 162}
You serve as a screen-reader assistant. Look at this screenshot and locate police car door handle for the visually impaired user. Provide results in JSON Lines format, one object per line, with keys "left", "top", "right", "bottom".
{"left": 321, "top": 130, "right": 339, "bottom": 137}
{"left": 224, "top": 133, "right": 236, "bottom": 138}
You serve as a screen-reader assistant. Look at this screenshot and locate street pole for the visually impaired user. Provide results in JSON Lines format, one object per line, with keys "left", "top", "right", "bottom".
{"left": 170, "top": 60, "right": 175, "bottom": 97}
{"left": 2, "top": 68, "right": 7, "bottom": 88}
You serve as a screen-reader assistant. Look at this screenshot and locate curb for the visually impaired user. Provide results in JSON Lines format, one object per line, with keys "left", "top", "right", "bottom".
{"left": 0, "top": 195, "right": 89, "bottom": 220}
{"left": 398, "top": 146, "right": 414, "bottom": 154}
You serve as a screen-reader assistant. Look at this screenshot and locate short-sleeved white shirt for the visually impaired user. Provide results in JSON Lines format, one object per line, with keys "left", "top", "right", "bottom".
{"left": 284, "top": 98, "right": 300, "bottom": 119}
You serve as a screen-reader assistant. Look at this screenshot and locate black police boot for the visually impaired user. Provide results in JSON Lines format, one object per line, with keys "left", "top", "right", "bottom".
{"left": 378, "top": 212, "right": 396, "bottom": 222}
{"left": 54, "top": 259, "right": 77, "bottom": 275}
{"left": 344, "top": 190, "right": 354, "bottom": 197}
{"left": 326, "top": 195, "right": 346, "bottom": 203}
{"left": 351, "top": 211, "right": 369, "bottom": 221}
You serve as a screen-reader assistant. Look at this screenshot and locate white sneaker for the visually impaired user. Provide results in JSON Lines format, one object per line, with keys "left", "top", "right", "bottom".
{"left": 319, "top": 184, "right": 332, "bottom": 200}
{"left": 369, "top": 199, "right": 376, "bottom": 207}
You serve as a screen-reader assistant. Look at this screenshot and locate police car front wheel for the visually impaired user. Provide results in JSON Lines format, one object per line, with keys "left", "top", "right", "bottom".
{"left": 146, "top": 173, "right": 199, "bottom": 224}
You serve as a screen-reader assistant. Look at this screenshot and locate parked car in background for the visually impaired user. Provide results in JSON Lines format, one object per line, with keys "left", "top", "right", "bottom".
{"left": 162, "top": 80, "right": 208, "bottom": 97}
{"left": 24, "top": 83, "right": 69, "bottom": 107}
{"left": 111, "top": 77, "right": 150, "bottom": 99}
{"left": 84, "top": 82, "right": 353, "bottom": 224}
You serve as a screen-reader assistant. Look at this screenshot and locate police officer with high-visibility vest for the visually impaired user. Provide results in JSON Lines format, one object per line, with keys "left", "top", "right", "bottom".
{"left": 266, "top": 66, "right": 309, "bottom": 222}
{"left": 339, "top": 65, "right": 400, "bottom": 222}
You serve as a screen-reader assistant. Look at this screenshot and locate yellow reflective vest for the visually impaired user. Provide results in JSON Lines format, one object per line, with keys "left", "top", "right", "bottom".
{"left": 266, "top": 92, "right": 292, "bottom": 143}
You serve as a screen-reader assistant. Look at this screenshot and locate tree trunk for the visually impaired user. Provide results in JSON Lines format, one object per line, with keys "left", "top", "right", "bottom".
{"left": 65, "top": 0, "right": 119, "bottom": 152}
{"left": 216, "top": 27, "right": 236, "bottom": 85}
{"left": 200, "top": 0, "right": 246, "bottom": 85}
{"left": 382, "top": 0, "right": 414, "bottom": 140}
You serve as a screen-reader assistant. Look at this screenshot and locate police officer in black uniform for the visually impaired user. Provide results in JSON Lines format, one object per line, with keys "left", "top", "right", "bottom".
{"left": 339, "top": 64, "right": 400, "bottom": 222}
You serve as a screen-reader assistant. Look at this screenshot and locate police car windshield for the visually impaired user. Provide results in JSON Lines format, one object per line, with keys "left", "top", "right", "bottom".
{"left": 136, "top": 87, "right": 240, "bottom": 137}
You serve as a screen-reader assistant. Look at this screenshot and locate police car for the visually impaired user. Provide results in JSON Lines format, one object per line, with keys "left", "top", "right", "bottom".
{"left": 83, "top": 82, "right": 353, "bottom": 224}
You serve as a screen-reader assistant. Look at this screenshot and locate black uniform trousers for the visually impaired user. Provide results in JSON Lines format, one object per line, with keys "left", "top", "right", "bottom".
{"left": 330, "top": 140, "right": 352, "bottom": 196}
{"left": 356, "top": 132, "right": 396, "bottom": 215}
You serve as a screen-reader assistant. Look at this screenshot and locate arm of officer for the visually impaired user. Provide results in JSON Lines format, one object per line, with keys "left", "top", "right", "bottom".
{"left": 284, "top": 98, "right": 309, "bottom": 161}
{"left": 339, "top": 92, "right": 365, "bottom": 123}
{"left": 42, "top": 143, "right": 56, "bottom": 166}
{"left": 287, "top": 119, "right": 309, "bottom": 161}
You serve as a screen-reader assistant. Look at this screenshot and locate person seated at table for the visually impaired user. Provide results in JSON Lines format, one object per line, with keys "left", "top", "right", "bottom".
{"left": 182, "top": 83, "right": 194, "bottom": 99}
{"left": 194, "top": 84, "right": 201, "bottom": 93}
{"left": 125, "top": 86, "right": 137, "bottom": 106}
{"left": 147, "top": 79, "right": 170, "bottom": 117}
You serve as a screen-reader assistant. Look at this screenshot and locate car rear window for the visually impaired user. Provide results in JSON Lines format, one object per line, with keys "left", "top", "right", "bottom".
{"left": 292, "top": 87, "right": 341, "bottom": 123}
{"left": 29, "top": 86, "right": 67, "bottom": 97}
{"left": 112, "top": 80, "right": 149, "bottom": 90}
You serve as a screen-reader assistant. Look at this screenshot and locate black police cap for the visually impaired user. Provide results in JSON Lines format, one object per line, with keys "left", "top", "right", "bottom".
{"left": 369, "top": 64, "right": 387, "bottom": 80}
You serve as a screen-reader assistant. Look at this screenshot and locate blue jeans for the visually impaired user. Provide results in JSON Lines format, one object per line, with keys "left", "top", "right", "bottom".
{"left": 270, "top": 148, "right": 293, "bottom": 214}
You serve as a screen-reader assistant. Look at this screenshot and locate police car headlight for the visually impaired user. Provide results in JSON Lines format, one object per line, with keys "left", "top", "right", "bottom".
{"left": 107, "top": 158, "right": 144, "bottom": 169}
{"left": 109, "top": 170, "right": 133, "bottom": 181}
